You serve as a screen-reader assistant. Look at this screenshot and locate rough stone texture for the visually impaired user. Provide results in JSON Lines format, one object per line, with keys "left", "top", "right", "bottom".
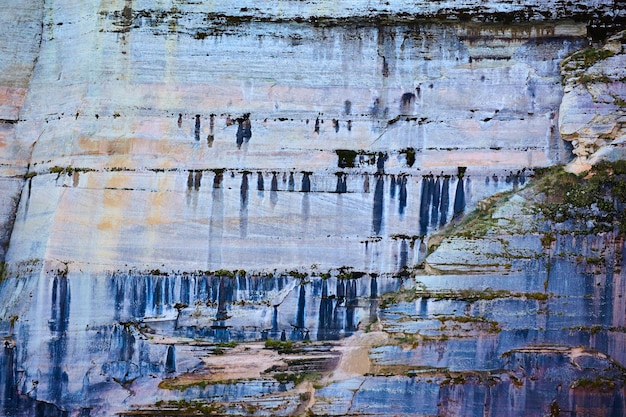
{"left": 1, "top": 1, "right": 626, "bottom": 416}
{"left": 0, "top": 1, "right": 43, "bottom": 261}
{"left": 4, "top": 8, "right": 588, "bottom": 273}
{"left": 425, "top": 193, "right": 544, "bottom": 274}
{"left": 559, "top": 30, "right": 626, "bottom": 173}
{"left": 91, "top": 0, "right": 626, "bottom": 24}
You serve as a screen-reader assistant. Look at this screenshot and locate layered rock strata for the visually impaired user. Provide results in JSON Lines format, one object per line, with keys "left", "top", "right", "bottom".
{"left": 3, "top": 6, "right": 590, "bottom": 273}
{"left": 1, "top": 1, "right": 626, "bottom": 416}
{"left": 560, "top": 30, "right": 626, "bottom": 173}
{"left": 0, "top": 1, "right": 43, "bottom": 262}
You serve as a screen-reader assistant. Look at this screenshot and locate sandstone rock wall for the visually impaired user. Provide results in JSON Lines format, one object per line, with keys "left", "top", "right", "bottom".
{"left": 0, "top": 1, "right": 43, "bottom": 262}
{"left": 2, "top": 0, "right": 599, "bottom": 273}
{"left": 559, "top": 30, "right": 626, "bottom": 173}
{"left": 1, "top": 3, "right": 626, "bottom": 416}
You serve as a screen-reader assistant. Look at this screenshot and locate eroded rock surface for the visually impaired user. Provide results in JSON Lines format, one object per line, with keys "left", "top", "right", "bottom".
{"left": 560, "top": 30, "right": 626, "bottom": 173}
{"left": 4, "top": 14, "right": 588, "bottom": 273}
{"left": 1, "top": 1, "right": 626, "bottom": 416}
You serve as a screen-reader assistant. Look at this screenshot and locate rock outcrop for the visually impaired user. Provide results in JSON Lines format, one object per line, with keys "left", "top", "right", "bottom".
{"left": 1, "top": 5, "right": 592, "bottom": 274}
{"left": 0, "top": 1, "right": 43, "bottom": 262}
{"left": 560, "top": 30, "right": 626, "bottom": 173}
{"left": 0, "top": 1, "right": 625, "bottom": 416}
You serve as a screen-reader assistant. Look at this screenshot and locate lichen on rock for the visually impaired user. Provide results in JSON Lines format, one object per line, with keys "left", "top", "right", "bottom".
{"left": 559, "top": 30, "right": 626, "bottom": 173}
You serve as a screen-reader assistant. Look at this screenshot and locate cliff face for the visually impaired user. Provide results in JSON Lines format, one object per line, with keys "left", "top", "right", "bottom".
{"left": 1, "top": 2, "right": 625, "bottom": 416}
{"left": 2, "top": 2, "right": 593, "bottom": 273}
{"left": 559, "top": 30, "right": 626, "bottom": 173}
{"left": 0, "top": 1, "right": 43, "bottom": 263}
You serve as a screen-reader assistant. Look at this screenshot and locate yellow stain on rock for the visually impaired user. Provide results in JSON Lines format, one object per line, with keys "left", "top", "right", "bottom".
{"left": 77, "top": 135, "right": 132, "bottom": 156}
{"left": 78, "top": 133, "right": 187, "bottom": 169}
{"left": 0, "top": 129, "right": 11, "bottom": 148}
{"left": 146, "top": 190, "right": 167, "bottom": 226}
{"left": 97, "top": 175, "right": 129, "bottom": 230}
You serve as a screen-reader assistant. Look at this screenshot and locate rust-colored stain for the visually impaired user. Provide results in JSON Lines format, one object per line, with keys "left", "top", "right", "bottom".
{"left": 146, "top": 191, "right": 167, "bottom": 226}
{"left": 77, "top": 135, "right": 181, "bottom": 158}
{"left": 97, "top": 176, "right": 127, "bottom": 230}
{"left": 0, "top": 130, "right": 10, "bottom": 148}
{"left": 0, "top": 86, "right": 26, "bottom": 109}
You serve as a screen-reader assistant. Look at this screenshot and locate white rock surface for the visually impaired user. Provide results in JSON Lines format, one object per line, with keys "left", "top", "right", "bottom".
{"left": 0, "top": 1, "right": 43, "bottom": 261}
{"left": 559, "top": 31, "right": 626, "bottom": 173}
{"left": 1, "top": 1, "right": 594, "bottom": 273}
